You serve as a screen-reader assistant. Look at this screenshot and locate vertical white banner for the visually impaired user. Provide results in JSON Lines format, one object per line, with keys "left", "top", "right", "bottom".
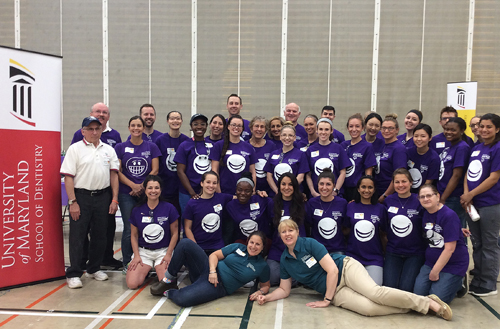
{"left": 447, "top": 81, "right": 478, "bottom": 138}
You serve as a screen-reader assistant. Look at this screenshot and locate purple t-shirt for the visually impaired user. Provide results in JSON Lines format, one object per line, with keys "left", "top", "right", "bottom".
{"left": 430, "top": 132, "right": 475, "bottom": 157}
{"left": 248, "top": 140, "right": 277, "bottom": 194}
{"left": 210, "top": 140, "right": 257, "bottom": 195}
{"left": 406, "top": 146, "right": 440, "bottom": 192}
{"left": 296, "top": 138, "right": 318, "bottom": 152}
{"left": 422, "top": 205, "right": 468, "bottom": 276}
{"left": 437, "top": 141, "right": 470, "bottom": 197}
{"left": 174, "top": 139, "right": 213, "bottom": 195}
{"left": 306, "top": 142, "right": 350, "bottom": 190}
{"left": 263, "top": 147, "right": 309, "bottom": 188}
{"left": 294, "top": 123, "right": 308, "bottom": 142}
{"left": 305, "top": 196, "right": 348, "bottom": 252}
{"left": 267, "top": 200, "right": 306, "bottom": 261}
{"left": 345, "top": 202, "right": 387, "bottom": 267}
{"left": 361, "top": 134, "right": 385, "bottom": 175}
{"left": 225, "top": 195, "right": 273, "bottom": 240}
{"left": 225, "top": 118, "right": 251, "bottom": 141}
{"left": 127, "top": 130, "right": 163, "bottom": 143}
{"left": 205, "top": 135, "right": 223, "bottom": 144}
{"left": 397, "top": 133, "right": 415, "bottom": 149}
{"left": 183, "top": 193, "right": 234, "bottom": 250}
{"left": 383, "top": 194, "right": 425, "bottom": 256}
{"left": 71, "top": 128, "right": 122, "bottom": 148}
{"left": 375, "top": 140, "right": 408, "bottom": 196}
{"left": 115, "top": 140, "right": 161, "bottom": 194}
{"left": 331, "top": 129, "right": 345, "bottom": 144}
{"left": 130, "top": 201, "right": 179, "bottom": 249}
{"left": 467, "top": 142, "right": 500, "bottom": 208}
{"left": 341, "top": 140, "right": 377, "bottom": 188}
{"left": 155, "top": 133, "right": 190, "bottom": 198}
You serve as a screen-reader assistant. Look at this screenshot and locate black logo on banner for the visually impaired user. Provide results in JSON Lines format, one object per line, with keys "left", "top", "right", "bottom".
{"left": 457, "top": 87, "right": 465, "bottom": 109}
{"left": 9, "top": 59, "right": 36, "bottom": 127}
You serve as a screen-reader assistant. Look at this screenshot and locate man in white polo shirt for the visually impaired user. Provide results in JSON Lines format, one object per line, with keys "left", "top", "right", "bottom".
{"left": 61, "top": 116, "right": 120, "bottom": 289}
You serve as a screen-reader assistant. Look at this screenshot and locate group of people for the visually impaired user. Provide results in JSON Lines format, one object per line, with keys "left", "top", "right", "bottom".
{"left": 60, "top": 96, "right": 500, "bottom": 321}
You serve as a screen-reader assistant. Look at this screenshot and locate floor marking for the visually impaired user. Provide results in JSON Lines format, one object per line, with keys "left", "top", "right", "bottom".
{"left": 239, "top": 284, "right": 258, "bottom": 329}
{"left": 0, "top": 311, "right": 145, "bottom": 320}
{"left": 0, "top": 281, "right": 67, "bottom": 327}
{"left": 172, "top": 307, "right": 192, "bottom": 329}
{"left": 274, "top": 299, "right": 284, "bottom": 329}
{"left": 146, "top": 297, "right": 167, "bottom": 319}
{"left": 85, "top": 289, "right": 133, "bottom": 329}
{"left": 473, "top": 295, "right": 500, "bottom": 320}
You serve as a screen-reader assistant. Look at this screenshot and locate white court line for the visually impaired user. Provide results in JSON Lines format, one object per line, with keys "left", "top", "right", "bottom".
{"left": 85, "top": 289, "right": 133, "bottom": 329}
{"left": 0, "top": 311, "right": 143, "bottom": 320}
{"left": 147, "top": 297, "right": 168, "bottom": 319}
{"left": 172, "top": 307, "right": 192, "bottom": 329}
{"left": 274, "top": 299, "right": 283, "bottom": 329}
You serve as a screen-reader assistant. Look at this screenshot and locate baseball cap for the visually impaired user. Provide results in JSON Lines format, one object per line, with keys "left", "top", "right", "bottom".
{"left": 190, "top": 113, "right": 208, "bottom": 125}
{"left": 82, "top": 116, "right": 102, "bottom": 128}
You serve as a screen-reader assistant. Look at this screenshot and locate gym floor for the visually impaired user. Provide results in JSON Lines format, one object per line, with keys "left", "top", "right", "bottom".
{"left": 0, "top": 218, "right": 499, "bottom": 329}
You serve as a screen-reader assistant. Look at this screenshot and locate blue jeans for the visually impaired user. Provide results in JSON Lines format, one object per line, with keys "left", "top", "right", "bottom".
{"left": 166, "top": 239, "right": 227, "bottom": 307}
{"left": 413, "top": 264, "right": 463, "bottom": 304}
{"left": 179, "top": 192, "right": 191, "bottom": 215}
{"left": 383, "top": 252, "right": 425, "bottom": 292}
{"left": 118, "top": 193, "right": 140, "bottom": 267}
{"left": 445, "top": 196, "right": 467, "bottom": 229}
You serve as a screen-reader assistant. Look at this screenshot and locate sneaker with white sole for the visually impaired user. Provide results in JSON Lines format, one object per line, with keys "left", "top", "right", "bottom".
{"left": 85, "top": 270, "right": 108, "bottom": 281}
{"left": 67, "top": 277, "right": 83, "bottom": 289}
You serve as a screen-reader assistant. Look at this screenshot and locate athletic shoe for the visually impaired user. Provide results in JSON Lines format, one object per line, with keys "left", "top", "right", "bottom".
{"left": 457, "top": 273, "right": 469, "bottom": 298}
{"left": 67, "top": 277, "right": 83, "bottom": 289}
{"left": 468, "top": 284, "right": 478, "bottom": 294}
{"left": 85, "top": 270, "right": 108, "bottom": 281}
{"left": 428, "top": 294, "right": 452, "bottom": 321}
{"left": 101, "top": 258, "right": 123, "bottom": 269}
{"left": 470, "top": 287, "right": 498, "bottom": 297}
{"left": 150, "top": 279, "right": 178, "bottom": 296}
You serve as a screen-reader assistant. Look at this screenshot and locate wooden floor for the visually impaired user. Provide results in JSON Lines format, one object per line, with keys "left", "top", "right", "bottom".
{"left": 0, "top": 218, "right": 499, "bottom": 329}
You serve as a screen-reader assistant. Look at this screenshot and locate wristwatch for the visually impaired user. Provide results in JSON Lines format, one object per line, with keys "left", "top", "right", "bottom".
{"left": 68, "top": 199, "right": 77, "bottom": 205}
{"left": 333, "top": 188, "right": 339, "bottom": 194}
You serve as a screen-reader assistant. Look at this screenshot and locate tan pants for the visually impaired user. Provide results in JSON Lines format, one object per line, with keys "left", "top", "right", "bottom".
{"left": 333, "top": 257, "right": 430, "bottom": 316}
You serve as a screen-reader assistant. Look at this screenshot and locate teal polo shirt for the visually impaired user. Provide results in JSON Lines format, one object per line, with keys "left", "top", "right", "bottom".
{"left": 218, "top": 243, "right": 270, "bottom": 295}
{"left": 280, "top": 237, "right": 345, "bottom": 296}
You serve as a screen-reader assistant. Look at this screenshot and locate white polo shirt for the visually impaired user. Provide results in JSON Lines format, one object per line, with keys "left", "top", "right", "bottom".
{"left": 61, "top": 139, "right": 120, "bottom": 190}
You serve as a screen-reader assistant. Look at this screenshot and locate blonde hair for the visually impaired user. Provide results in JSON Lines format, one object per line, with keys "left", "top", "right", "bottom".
{"left": 383, "top": 113, "right": 399, "bottom": 129}
{"left": 277, "top": 219, "right": 299, "bottom": 232}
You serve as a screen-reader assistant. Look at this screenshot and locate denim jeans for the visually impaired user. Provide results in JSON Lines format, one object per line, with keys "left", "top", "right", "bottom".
{"left": 413, "top": 264, "right": 463, "bottom": 304}
{"left": 179, "top": 192, "right": 191, "bottom": 215}
{"left": 166, "top": 239, "right": 227, "bottom": 307}
{"left": 383, "top": 252, "right": 425, "bottom": 292}
{"left": 118, "top": 193, "right": 140, "bottom": 267}
{"left": 445, "top": 196, "right": 467, "bottom": 229}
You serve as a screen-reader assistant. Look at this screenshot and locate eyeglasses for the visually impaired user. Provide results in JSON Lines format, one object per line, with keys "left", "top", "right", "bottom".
{"left": 229, "top": 123, "right": 243, "bottom": 129}
{"left": 381, "top": 126, "right": 396, "bottom": 131}
{"left": 470, "top": 123, "right": 478, "bottom": 128}
{"left": 419, "top": 193, "right": 437, "bottom": 200}
{"left": 83, "top": 127, "right": 102, "bottom": 132}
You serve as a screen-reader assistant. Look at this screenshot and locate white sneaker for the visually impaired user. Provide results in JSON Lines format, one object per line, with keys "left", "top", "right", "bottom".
{"left": 67, "top": 277, "right": 83, "bottom": 289}
{"left": 85, "top": 270, "right": 108, "bottom": 281}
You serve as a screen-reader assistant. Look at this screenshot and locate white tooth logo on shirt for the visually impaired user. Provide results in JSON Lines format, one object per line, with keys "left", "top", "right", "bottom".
{"left": 318, "top": 217, "right": 337, "bottom": 240}
{"left": 193, "top": 155, "right": 211, "bottom": 175}
{"left": 126, "top": 157, "right": 148, "bottom": 177}
{"left": 255, "top": 158, "right": 267, "bottom": 178}
{"left": 467, "top": 159, "right": 483, "bottom": 182}
{"left": 354, "top": 220, "right": 375, "bottom": 242}
{"left": 201, "top": 213, "right": 220, "bottom": 233}
{"left": 314, "top": 158, "right": 334, "bottom": 176}
{"left": 390, "top": 215, "right": 413, "bottom": 238}
{"left": 227, "top": 154, "right": 246, "bottom": 173}
{"left": 142, "top": 224, "right": 165, "bottom": 244}
{"left": 274, "top": 163, "right": 293, "bottom": 181}
{"left": 166, "top": 152, "right": 177, "bottom": 171}
{"left": 439, "top": 160, "right": 445, "bottom": 180}
{"left": 346, "top": 158, "right": 355, "bottom": 178}
{"left": 239, "top": 219, "right": 258, "bottom": 236}
{"left": 427, "top": 230, "right": 444, "bottom": 249}
{"left": 409, "top": 168, "right": 422, "bottom": 188}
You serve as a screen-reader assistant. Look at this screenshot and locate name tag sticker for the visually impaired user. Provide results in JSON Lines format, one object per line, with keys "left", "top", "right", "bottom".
{"left": 311, "top": 151, "right": 319, "bottom": 157}
{"left": 354, "top": 213, "right": 364, "bottom": 219}
{"left": 125, "top": 147, "right": 134, "bottom": 153}
{"left": 272, "top": 154, "right": 280, "bottom": 160}
{"left": 300, "top": 147, "right": 307, "bottom": 152}
{"left": 436, "top": 142, "right": 445, "bottom": 148}
{"left": 214, "top": 204, "right": 223, "bottom": 212}
{"left": 167, "top": 148, "right": 175, "bottom": 154}
{"left": 142, "top": 216, "right": 152, "bottom": 223}
{"left": 305, "top": 257, "right": 317, "bottom": 268}
{"left": 471, "top": 150, "right": 480, "bottom": 157}
{"left": 425, "top": 222, "right": 434, "bottom": 230}
{"left": 226, "top": 150, "right": 233, "bottom": 155}
{"left": 250, "top": 203, "right": 260, "bottom": 210}
{"left": 388, "top": 206, "right": 399, "bottom": 214}
{"left": 236, "top": 248, "right": 246, "bottom": 257}
{"left": 314, "top": 209, "right": 323, "bottom": 216}
{"left": 206, "top": 142, "right": 213, "bottom": 148}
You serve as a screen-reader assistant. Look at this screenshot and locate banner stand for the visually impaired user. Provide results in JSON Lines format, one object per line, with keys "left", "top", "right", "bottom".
{"left": 447, "top": 81, "right": 478, "bottom": 138}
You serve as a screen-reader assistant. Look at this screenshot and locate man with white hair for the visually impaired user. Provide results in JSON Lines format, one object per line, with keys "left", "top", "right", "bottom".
{"left": 284, "top": 102, "right": 307, "bottom": 142}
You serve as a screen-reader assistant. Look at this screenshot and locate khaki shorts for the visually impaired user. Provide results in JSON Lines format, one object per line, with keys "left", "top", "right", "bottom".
{"left": 137, "top": 247, "right": 168, "bottom": 267}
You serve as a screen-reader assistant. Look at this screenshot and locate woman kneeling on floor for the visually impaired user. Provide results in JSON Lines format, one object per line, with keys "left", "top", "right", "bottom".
{"left": 150, "top": 231, "right": 271, "bottom": 307}
{"left": 255, "top": 219, "right": 453, "bottom": 321}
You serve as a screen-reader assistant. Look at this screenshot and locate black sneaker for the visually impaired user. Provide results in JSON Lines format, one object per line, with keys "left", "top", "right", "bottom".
{"left": 101, "top": 258, "right": 123, "bottom": 269}
{"left": 457, "top": 273, "right": 469, "bottom": 298}
{"left": 470, "top": 287, "right": 498, "bottom": 297}
{"left": 468, "top": 284, "right": 478, "bottom": 295}
{"left": 150, "top": 279, "right": 178, "bottom": 296}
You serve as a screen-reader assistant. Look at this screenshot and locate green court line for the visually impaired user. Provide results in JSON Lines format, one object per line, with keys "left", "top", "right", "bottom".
{"left": 167, "top": 307, "right": 186, "bottom": 329}
{"left": 239, "top": 284, "right": 259, "bottom": 329}
{"left": 473, "top": 295, "right": 500, "bottom": 320}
